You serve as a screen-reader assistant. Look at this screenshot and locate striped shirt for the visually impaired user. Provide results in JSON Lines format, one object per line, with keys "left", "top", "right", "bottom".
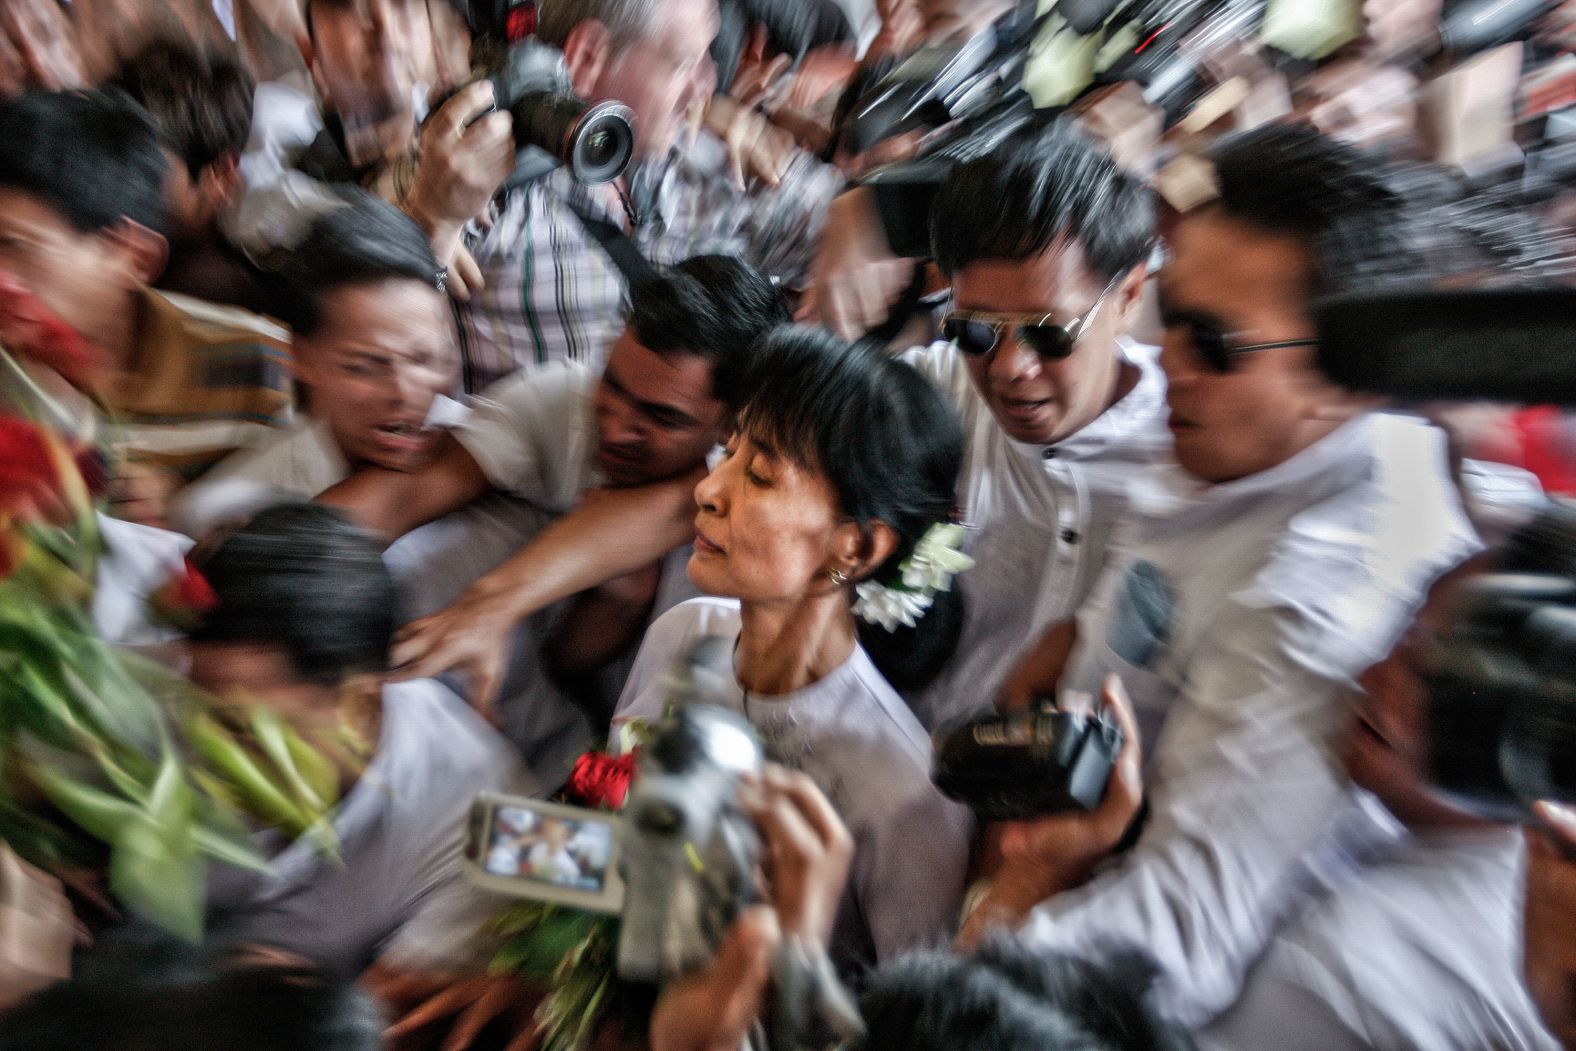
{"left": 455, "top": 130, "right": 843, "bottom": 392}
{"left": 106, "top": 288, "right": 294, "bottom": 482}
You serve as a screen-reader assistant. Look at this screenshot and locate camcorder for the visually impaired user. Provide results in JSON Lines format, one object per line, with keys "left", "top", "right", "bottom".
{"left": 932, "top": 698, "right": 1125, "bottom": 820}
{"left": 1420, "top": 572, "right": 1576, "bottom": 822}
{"left": 1316, "top": 285, "right": 1576, "bottom": 821}
{"left": 463, "top": 639, "right": 862, "bottom": 1050}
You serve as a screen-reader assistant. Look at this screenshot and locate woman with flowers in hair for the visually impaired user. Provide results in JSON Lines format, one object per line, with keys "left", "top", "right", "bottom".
{"left": 613, "top": 326, "right": 975, "bottom": 976}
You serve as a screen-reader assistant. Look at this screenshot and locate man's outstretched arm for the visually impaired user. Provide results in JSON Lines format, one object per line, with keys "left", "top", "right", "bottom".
{"left": 388, "top": 467, "right": 705, "bottom": 713}
{"left": 318, "top": 434, "right": 492, "bottom": 544}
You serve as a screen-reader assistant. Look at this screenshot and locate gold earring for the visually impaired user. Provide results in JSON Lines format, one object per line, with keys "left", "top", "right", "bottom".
{"left": 828, "top": 568, "right": 850, "bottom": 586}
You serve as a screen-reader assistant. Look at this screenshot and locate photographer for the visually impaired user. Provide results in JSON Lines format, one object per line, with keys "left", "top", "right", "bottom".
{"left": 1199, "top": 507, "right": 1573, "bottom": 1051}
{"left": 438, "top": 0, "right": 845, "bottom": 389}
{"left": 962, "top": 125, "right": 1478, "bottom": 1026}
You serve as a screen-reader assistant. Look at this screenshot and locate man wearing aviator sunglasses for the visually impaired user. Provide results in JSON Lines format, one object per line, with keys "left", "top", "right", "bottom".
{"left": 967, "top": 126, "right": 1478, "bottom": 1031}
{"left": 897, "top": 128, "right": 1170, "bottom": 733}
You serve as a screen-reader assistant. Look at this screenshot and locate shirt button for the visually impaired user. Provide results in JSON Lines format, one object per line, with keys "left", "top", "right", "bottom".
{"left": 1042, "top": 447, "right": 1058, "bottom": 460}
{"left": 1060, "top": 528, "right": 1080, "bottom": 544}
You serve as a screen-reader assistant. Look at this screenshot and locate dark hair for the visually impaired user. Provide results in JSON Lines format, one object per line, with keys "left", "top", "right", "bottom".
{"left": 276, "top": 187, "right": 445, "bottom": 336}
{"left": 735, "top": 326, "right": 965, "bottom": 690}
{"left": 191, "top": 503, "right": 396, "bottom": 686}
{"left": 1206, "top": 125, "right": 1420, "bottom": 295}
{"left": 627, "top": 255, "right": 791, "bottom": 407}
{"left": 856, "top": 938, "right": 1196, "bottom": 1051}
{"left": 931, "top": 126, "right": 1154, "bottom": 281}
{"left": 0, "top": 936, "right": 383, "bottom": 1051}
{"left": 110, "top": 40, "right": 255, "bottom": 180}
{"left": 0, "top": 89, "right": 169, "bottom": 235}
{"left": 1498, "top": 499, "right": 1576, "bottom": 579}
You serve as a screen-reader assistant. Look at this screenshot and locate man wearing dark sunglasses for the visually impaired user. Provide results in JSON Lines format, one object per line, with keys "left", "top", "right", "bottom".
{"left": 964, "top": 126, "right": 1479, "bottom": 1030}
{"left": 898, "top": 128, "right": 1171, "bottom": 733}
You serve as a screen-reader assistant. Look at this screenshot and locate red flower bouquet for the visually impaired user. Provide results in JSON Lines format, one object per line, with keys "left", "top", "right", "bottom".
{"left": 565, "top": 751, "right": 636, "bottom": 811}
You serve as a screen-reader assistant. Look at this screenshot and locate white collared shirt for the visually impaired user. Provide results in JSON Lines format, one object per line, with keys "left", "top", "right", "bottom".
{"left": 1021, "top": 412, "right": 1480, "bottom": 1027}
{"left": 900, "top": 339, "right": 1171, "bottom": 730}
{"left": 452, "top": 361, "right": 606, "bottom": 514}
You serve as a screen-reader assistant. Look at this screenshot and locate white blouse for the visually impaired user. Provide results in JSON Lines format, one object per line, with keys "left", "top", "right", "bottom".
{"left": 614, "top": 597, "right": 974, "bottom": 974}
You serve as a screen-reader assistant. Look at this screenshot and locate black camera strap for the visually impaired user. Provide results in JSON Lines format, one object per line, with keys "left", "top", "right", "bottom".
{"left": 562, "top": 197, "right": 660, "bottom": 290}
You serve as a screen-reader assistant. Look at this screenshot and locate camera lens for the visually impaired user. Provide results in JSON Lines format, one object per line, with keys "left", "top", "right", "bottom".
{"left": 567, "top": 102, "right": 635, "bottom": 185}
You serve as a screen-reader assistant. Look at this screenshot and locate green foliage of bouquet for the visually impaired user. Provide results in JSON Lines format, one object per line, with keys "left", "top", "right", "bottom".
{"left": 0, "top": 289, "right": 342, "bottom": 940}
{"left": 490, "top": 730, "right": 647, "bottom": 1051}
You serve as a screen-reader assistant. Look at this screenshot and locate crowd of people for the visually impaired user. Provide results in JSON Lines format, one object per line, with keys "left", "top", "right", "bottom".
{"left": 2, "top": 0, "right": 1576, "bottom": 1049}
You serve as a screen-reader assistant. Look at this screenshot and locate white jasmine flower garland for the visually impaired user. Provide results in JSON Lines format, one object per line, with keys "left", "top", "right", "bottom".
{"left": 851, "top": 522, "right": 975, "bottom": 630}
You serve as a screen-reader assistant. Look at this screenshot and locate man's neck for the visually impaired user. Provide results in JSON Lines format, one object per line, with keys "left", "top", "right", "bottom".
{"left": 93, "top": 290, "right": 147, "bottom": 378}
{"left": 734, "top": 591, "right": 858, "bottom": 697}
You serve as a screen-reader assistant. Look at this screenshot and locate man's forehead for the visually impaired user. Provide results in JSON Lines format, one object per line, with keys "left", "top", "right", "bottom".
{"left": 952, "top": 239, "right": 1106, "bottom": 312}
{"left": 1164, "top": 212, "right": 1312, "bottom": 308}
{"left": 606, "top": 333, "right": 717, "bottom": 402}
{"left": 648, "top": 0, "right": 720, "bottom": 41}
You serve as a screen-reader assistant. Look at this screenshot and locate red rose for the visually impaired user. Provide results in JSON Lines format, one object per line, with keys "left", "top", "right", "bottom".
{"left": 565, "top": 750, "right": 636, "bottom": 810}
{"left": 149, "top": 558, "right": 219, "bottom": 629}
{"left": 173, "top": 559, "right": 218, "bottom": 612}
{"left": 0, "top": 416, "right": 61, "bottom": 520}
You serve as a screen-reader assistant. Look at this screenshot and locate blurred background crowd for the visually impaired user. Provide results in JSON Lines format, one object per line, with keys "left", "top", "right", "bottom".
{"left": 2, "top": 0, "right": 1576, "bottom": 1050}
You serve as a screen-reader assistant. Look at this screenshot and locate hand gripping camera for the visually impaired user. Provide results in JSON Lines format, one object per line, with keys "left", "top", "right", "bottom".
{"left": 465, "top": 638, "right": 863, "bottom": 1049}
{"left": 933, "top": 698, "right": 1125, "bottom": 820}
{"left": 486, "top": 39, "right": 636, "bottom": 186}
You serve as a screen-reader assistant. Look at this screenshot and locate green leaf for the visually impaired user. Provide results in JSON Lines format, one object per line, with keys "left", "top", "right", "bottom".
{"left": 27, "top": 761, "right": 142, "bottom": 843}
{"left": 184, "top": 711, "right": 311, "bottom": 834}
{"left": 109, "top": 812, "right": 203, "bottom": 942}
{"left": 190, "top": 826, "right": 270, "bottom": 873}
{"left": 249, "top": 708, "right": 328, "bottom": 814}
{"left": 146, "top": 749, "right": 195, "bottom": 832}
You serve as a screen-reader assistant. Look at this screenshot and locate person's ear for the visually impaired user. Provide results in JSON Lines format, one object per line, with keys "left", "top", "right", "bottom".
{"left": 102, "top": 218, "right": 168, "bottom": 286}
{"left": 199, "top": 153, "right": 243, "bottom": 211}
{"left": 832, "top": 519, "right": 899, "bottom": 581}
{"left": 1113, "top": 263, "right": 1149, "bottom": 334}
{"left": 561, "top": 18, "right": 613, "bottom": 99}
{"left": 291, "top": 335, "right": 320, "bottom": 388}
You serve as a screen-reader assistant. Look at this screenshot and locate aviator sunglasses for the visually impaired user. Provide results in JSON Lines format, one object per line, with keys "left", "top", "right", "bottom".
{"left": 940, "top": 275, "right": 1123, "bottom": 362}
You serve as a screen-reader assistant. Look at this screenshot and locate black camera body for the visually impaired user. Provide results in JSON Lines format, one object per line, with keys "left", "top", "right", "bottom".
{"left": 487, "top": 39, "right": 635, "bottom": 186}
{"left": 933, "top": 701, "right": 1124, "bottom": 820}
{"left": 1423, "top": 573, "right": 1576, "bottom": 822}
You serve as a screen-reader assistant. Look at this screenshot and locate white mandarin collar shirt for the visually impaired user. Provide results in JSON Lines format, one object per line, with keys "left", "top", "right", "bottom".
{"left": 901, "top": 339, "right": 1171, "bottom": 731}
{"left": 1021, "top": 412, "right": 1480, "bottom": 1028}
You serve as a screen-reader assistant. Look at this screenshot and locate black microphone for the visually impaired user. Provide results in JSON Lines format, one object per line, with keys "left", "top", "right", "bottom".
{"left": 1314, "top": 286, "right": 1576, "bottom": 404}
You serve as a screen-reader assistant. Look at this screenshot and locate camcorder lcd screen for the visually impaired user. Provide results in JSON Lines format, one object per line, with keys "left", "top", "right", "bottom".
{"left": 482, "top": 804, "right": 617, "bottom": 894}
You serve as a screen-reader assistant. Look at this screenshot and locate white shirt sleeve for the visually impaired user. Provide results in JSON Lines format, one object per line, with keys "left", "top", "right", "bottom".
{"left": 452, "top": 363, "right": 596, "bottom": 511}
{"left": 1020, "top": 601, "right": 1353, "bottom": 1027}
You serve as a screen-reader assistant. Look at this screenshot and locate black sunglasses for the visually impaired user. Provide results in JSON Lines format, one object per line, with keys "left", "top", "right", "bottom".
{"left": 941, "top": 277, "right": 1121, "bottom": 362}
{"left": 1161, "top": 309, "right": 1318, "bottom": 373}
